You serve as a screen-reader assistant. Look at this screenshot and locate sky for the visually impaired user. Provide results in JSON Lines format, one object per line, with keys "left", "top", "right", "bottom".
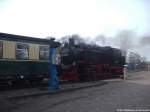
{"left": 0, "top": 0, "right": 150, "bottom": 60}
{"left": 0, "top": 0, "right": 150, "bottom": 38}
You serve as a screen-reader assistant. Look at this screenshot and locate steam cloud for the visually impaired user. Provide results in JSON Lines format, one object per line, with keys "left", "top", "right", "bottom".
{"left": 58, "top": 30, "right": 150, "bottom": 61}
{"left": 140, "top": 36, "right": 150, "bottom": 46}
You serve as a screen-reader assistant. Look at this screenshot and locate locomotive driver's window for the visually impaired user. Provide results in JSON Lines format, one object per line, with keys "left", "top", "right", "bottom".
{"left": 0, "top": 41, "right": 3, "bottom": 58}
{"left": 39, "top": 46, "right": 49, "bottom": 60}
{"left": 16, "top": 43, "right": 29, "bottom": 60}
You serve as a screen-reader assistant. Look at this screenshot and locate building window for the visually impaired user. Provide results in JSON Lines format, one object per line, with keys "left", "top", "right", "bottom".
{"left": 16, "top": 43, "right": 29, "bottom": 59}
{"left": 39, "top": 46, "right": 49, "bottom": 60}
{"left": 0, "top": 41, "right": 3, "bottom": 58}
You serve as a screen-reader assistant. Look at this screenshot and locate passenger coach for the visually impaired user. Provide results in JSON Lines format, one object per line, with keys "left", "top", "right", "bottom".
{"left": 0, "top": 32, "right": 58, "bottom": 84}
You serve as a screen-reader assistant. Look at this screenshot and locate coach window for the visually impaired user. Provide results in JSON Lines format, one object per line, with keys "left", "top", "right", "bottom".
{"left": 39, "top": 46, "right": 49, "bottom": 60}
{"left": 16, "top": 43, "right": 29, "bottom": 59}
{"left": 0, "top": 41, "right": 3, "bottom": 58}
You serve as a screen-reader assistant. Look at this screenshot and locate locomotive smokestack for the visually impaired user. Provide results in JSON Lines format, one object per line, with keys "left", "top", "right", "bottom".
{"left": 69, "top": 38, "right": 75, "bottom": 46}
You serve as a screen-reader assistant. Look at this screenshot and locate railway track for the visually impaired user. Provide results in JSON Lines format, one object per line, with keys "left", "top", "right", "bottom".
{"left": 0, "top": 81, "right": 107, "bottom": 101}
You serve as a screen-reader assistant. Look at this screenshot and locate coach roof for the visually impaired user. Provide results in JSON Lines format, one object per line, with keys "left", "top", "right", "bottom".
{"left": 0, "top": 32, "right": 54, "bottom": 44}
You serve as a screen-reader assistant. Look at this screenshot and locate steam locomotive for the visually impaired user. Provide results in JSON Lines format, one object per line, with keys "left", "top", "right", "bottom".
{"left": 60, "top": 38, "right": 125, "bottom": 81}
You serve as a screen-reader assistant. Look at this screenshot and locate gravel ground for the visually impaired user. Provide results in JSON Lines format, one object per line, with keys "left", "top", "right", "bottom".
{"left": 0, "top": 81, "right": 106, "bottom": 99}
{"left": 1, "top": 71, "right": 150, "bottom": 112}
